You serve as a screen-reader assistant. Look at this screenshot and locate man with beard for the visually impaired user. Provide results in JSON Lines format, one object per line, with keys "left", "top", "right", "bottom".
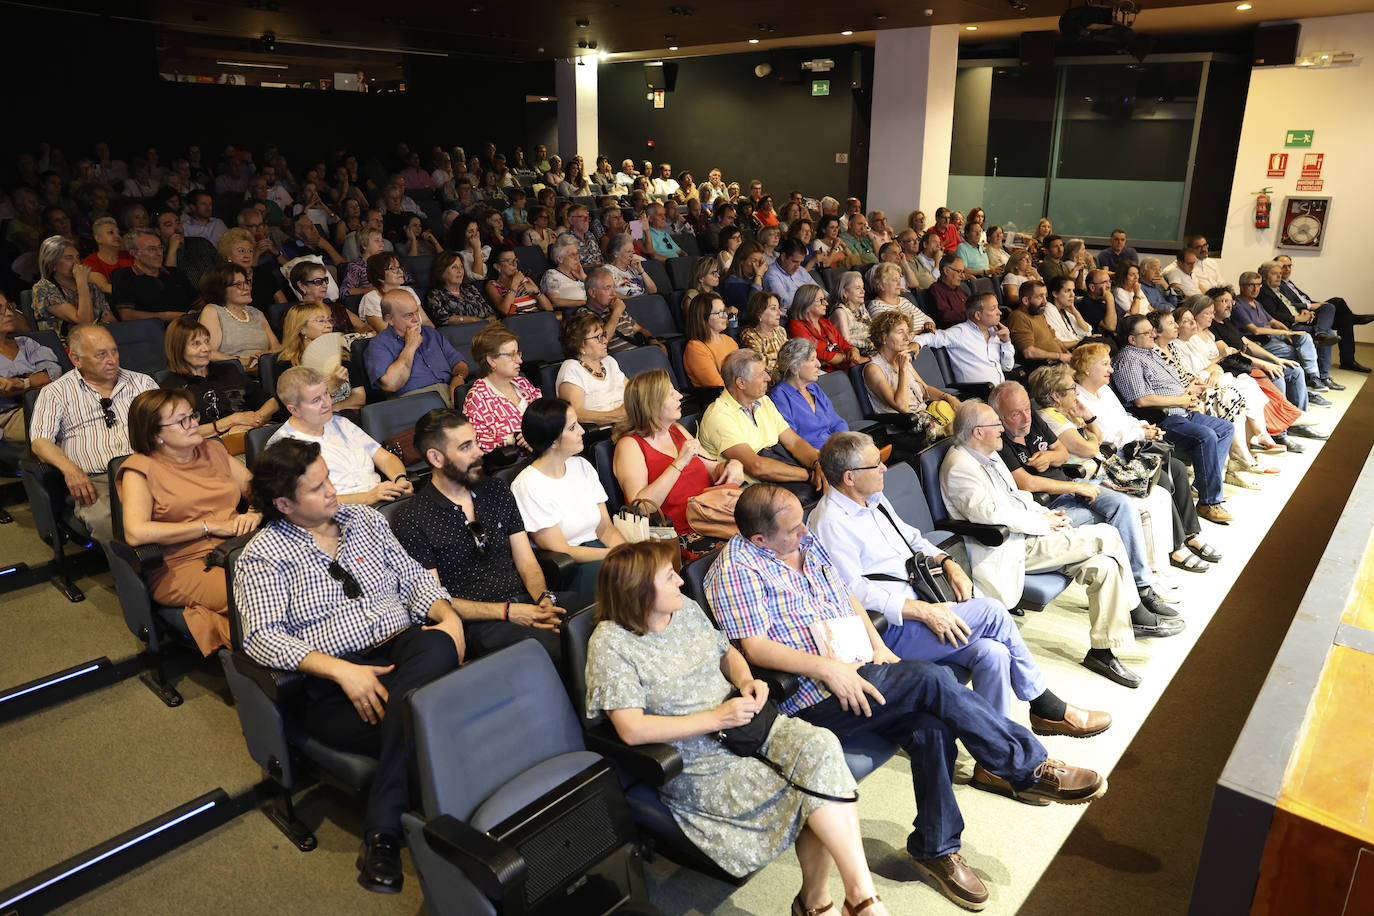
{"left": 1007, "top": 279, "right": 1074, "bottom": 364}
{"left": 392, "top": 408, "right": 568, "bottom": 667}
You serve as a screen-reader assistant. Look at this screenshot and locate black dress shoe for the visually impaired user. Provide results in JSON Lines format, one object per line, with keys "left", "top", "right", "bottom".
{"left": 357, "top": 832, "right": 405, "bottom": 894}
{"left": 1341, "top": 360, "right": 1372, "bottom": 373}
{"left": 1138, "top": 589, "right": 1180, "bottom": 619}
{"left": 1081, "top": 651, "right": 1142, "bottom": 688}
{"left": 1288, "top": 425, "right": 1328, "bottom": 440}
{"left": 1276, "top": 437, "right": 1304, "bottom": 453}
{"left": 1320, "top": 376, "right": 1346, "bottom": 391}
{"left": 1132, "top": 611, "right": 1186, "bottom": 638}
{"left": 1313, "top": 332, "right": 1341, "bottom": 348}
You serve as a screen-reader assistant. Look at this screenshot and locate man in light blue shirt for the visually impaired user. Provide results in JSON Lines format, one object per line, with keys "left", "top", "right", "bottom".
{"left": 763, "top": 238, "right": 816, "bottom": 308}
{"left": 915, "top": 294, "right": 1015, "bottom": 385}
{"left": 809, "top": 430, "right": 1110, "bottom": 735}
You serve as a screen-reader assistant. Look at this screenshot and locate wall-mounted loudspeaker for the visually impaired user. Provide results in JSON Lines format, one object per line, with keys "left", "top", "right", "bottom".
{"left": 1253, "top": 24, "right": 1300, "bottom": 67}
{"left": 644, "top": 61, "right": 678, "bottom": 91}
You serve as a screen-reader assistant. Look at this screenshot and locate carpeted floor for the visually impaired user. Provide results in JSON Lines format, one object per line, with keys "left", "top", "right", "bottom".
{"left": 0, "top": 355, "right": 1369, "bottom": 916}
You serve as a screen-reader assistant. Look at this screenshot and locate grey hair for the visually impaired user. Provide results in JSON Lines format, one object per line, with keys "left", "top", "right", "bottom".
{"left": 788, "top": 284, "right": 823, "bottom": 323}
{"left": 775, "top": 337, "right": 816, "bottom": 381}
{"left": 819, "top": 196, "right": 839, "bottom": 211}
{"left": 1064, "top": 238, "right": 1085, "bottom": 259}
{"left": 275, "top": 366, "right": 328, "bottom": 407}
{"left": 1027, "top": 363, "right": 1074, "bottom": 408}
{"left": 1238, "top": 270, "right": 1261, "bottom": 289}
{"left": 870, "top": 261, "right": 901, "bottom": 293}
{"left": 550, "top": 233, "right": 580, "bottom": 264}
{"left": 818, "top": 430, "right": 876, "bottom": 487}
{"left": 834, "top": 270, "right": 864, "bottom": 304}
{"left": 720, "top": 348, "right": 764, "bottom": 392}
{"left": 1257, "top": 259, "right": 1282, "bottom": 278}
{"left": 987, "top": 380, "right": 1025, "bottom": 415}
{"left": 1139, "top": 255, "right": 1162, "bottom": 272}
{"left": 586, "top": 266, "right": 613, "bottom": 290}
{"left": 605, "top": 232, "right": 635, "bottom": 260}
{"left": 951, "top": 400, "right": 988, "bottom": 443}
{"left": 38, "top": 235, "right": 75, "bottom": 282}
{"left": 92, "top": 216, "right": 118, "bottom": 234}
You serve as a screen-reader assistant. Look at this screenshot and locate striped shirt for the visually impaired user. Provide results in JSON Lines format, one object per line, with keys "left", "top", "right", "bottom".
{"left": 29, "top": 368, "right": 157, "bottom": 473}
{"left": 705, "top": 533, "right": 858, "bottom": 715}
{"left": 234, "top": 504, "right": 452, "bottom": 671}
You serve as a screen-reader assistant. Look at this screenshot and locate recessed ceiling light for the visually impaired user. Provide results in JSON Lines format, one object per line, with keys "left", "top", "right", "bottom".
{"left": 598, "top": 50, "right": 608, "bottom": 59}
{"left": 749, "top": 38, "right": 760, "bottom": 43}
{"left": 668, "top": 45, "right": 678, "bottom": 50}
{"left": 841, "top": 29, "right": 854, "bottom": 36}
{"left": 964, "top": 25, "right": 978, "bottom": 30}
{"left": 1235, "top": 2, "right": 1252, "bottom": 8}
{"left": 539, "top": 96, "right": 549, "bottom": 101}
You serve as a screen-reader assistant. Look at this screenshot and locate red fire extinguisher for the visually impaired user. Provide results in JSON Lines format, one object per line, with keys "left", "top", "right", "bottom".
{"left": 1255, "top": 188, "right": 1271, "bottom": 229}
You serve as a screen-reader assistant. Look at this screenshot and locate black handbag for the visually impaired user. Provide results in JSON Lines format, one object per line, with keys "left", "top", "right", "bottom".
{"left": 714, "top": 691, "right": 858, "bottom": 803}
{"left": 1219, "top": 353, "right": 1255, "bottom": 376}
{"left": 861, "top": 504, "right": 961, "bottom": 604}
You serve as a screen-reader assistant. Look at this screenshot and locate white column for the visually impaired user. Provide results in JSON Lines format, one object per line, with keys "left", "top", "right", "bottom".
{"left": 867, "top": 25, "right": 960, "bottom": 220}
{"left": 555, "top": 58, "right": 599, "bottom": 164}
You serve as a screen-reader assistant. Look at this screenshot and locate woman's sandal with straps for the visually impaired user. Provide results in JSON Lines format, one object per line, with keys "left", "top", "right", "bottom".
{"left": 791, "top": 892, "right": 834, "bottom": 916}
{"left": 843, "top": 895, "right": 882, "bottom": 916}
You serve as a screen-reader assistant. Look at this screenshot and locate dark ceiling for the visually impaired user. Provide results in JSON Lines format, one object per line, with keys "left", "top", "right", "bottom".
{"left": 19, "top": 0, "right": 1227, "bottom": 61}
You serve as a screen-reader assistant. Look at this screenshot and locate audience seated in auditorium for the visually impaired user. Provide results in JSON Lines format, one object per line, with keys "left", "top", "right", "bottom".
{"left": 359, "top": 251, "right": 425, "bottom": 333}
{"left": 364, "top": 290, "right": 468, "bottom": 402}
{"left": 220, "top": 223, "right": 287, "bottom": 312}
{"left": 268, "top": 367, "right": 410, "bottom": 505}
{"left": 1075, "top": 268, "right": 1117, "bottom": 335}
{"left": 511, "top": 398, "right": 626, "bottom": 606}
{"left": 738, "top": 290, "right": 787, "bottom": 379}
{"left": 556, "top": 312, "right": 627, "bottom": 425}
{"left": 588, "top": 539, "right": 892, "bottom": 914}
{"left": 988, "top": 380, "right": 1177, "bottom": 618}
{"left": 683, "top": 256, "right": 723, "bottom": 306}
{"left": 788, "top": 284, "right": 864, "bottom": 372}
{"left": 424, "top": 250, "right": 497, "bottom": 326}
{"left": 707, "top": 483, "right": 1106, "bottom": 910}
{"left": 117, "top": 387, "right": 259, "bottom": 655}
{"left": 1257, "top": 259, "right": 1340, "bottom": 389}
{"left": 463, "top": 323, "right": 543, "bottom": 454}
{"left": 1137, "top": 257, "right": 1177, "bottom": 312}
{"left": 197, "top": 263, "right": 279, "bottom": 369}
{"left": 539, "top": 233, "right": 589, "bottom": 311}
{"left": 29, "top": 324, "right": 158, "bottom": 542}
{"left": 926, "top": 255, "right": 970, "bottom": 328}
{"left": 236, "top": 437, "right": 465, "bottom": 895}
{"left": 1112, "top": 261, "right": 1150, "bottom": 319}
{"left": 1112, "top": 314, "right": 1236, "bottom": 524}
{"left": 563, "top": 204, "right": 603, "bottom": 268}
{"left": 342, "top": 210, "right": 393, "bottom": 264}
{"left": 811, "top": 430, "right": 1111, "bottom": 736}
{"left": 697, "top": 349, "right": 824, "bottom": 498}
{"left": 603, "top": 233, "right": 657, "bottom": 298}
{"left": 722, "top": 240, "right": 767, "bottom": 310}
{"left": 485, "top": 244, "right": 553, "bottom": 316}
{"left": 1277, "top": 253, "right": 1372, "bottom": 373}
{"left": 683, "top": 292, "right": 739, "bottom": 390}
{"left": 1097, "top": 229, "right": 1139, "bottom": 275}
{"left": 839, "top": 214, "right": 879, "bottom": 266}
{"left": 0, "top": 294, "right": 59, "bottom": 442}
{"left": 288, "top": 261, "right": 370, "bottom": 335}
{"left": 1231, "top": 270, "right": 1331, "bottom": 404}
{"left": 867, "top": 262, "right": 935, "bottom": 333}
{"left": 81, "top": 217, "right": 133, "bottom": 291}
{"left": 578, "top": 267, "right": 653, "bottom": 354}
{"left": 1184, "top": 235, "right": 1223, "bottom": 293}
{"left": 1007, "top": 279, "right": 1073, "bottom": 365}
{"left": 765, "top": 239, "right": 818, "bottom": 308}
{"left": 111, "top": 229, "right": 198, "bottom": 322}
{"left": 954, "top": 220, "right": 995, "bottom": 279}
{"left": 33, "top": 235, "right": 115, "bottom": 338}
{"left": 863, "top": 311, "right": 960, "bottom": 451}
{"left": 162, "top": 315, "right": 277, "bottom": 443}
{"left": 1163, "top": 247, "right": 1201, "bottom": 299}
{"left": 829, "top": 270, "right": 875, "bottom": 358}
{"left": 641, "top": 202, "right": 684, "bottom": 262}
{"left": 277, "top": 302, "right": 366, "bottom": 410}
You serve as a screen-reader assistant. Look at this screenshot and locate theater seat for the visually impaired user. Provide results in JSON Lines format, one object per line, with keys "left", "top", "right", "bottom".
{"left": 107, "top": 318, "right": 169, "bottom": 375}
{"left": 402, "top": 640, "right": 654, "bottom": 915}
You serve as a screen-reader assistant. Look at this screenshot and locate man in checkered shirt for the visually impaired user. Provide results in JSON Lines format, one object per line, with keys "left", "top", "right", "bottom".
{"left": 705, "top": 483, "right": 1107, "bottom": 911}
{"left": 235, "top": 438, "right": 465, "bottom": 895}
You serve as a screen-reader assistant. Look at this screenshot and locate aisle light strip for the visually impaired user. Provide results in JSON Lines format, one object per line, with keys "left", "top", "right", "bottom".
{"left": 0, "top": 663, "right": 100, "bottom": 704}
{"left": 0, "top": 800, "right": 219, "bottom": 909}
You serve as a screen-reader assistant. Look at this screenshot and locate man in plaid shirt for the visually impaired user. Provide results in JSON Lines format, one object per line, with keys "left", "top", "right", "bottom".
{"left": 706, "top": 484, "right": 1106, "bottom": 911}
{"left": 236, "top": 438, "right": 465, "bottom": 895}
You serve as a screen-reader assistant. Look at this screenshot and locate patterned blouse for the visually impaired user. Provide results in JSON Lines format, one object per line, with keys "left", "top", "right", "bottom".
{"left": 426, "top": 282, "right": 496, "bottom": 324}
{"left": 463, "top": 375, "right": 544, "bottom": 453}
{"left": 32, "top": 278, "right": 112, "bottom": 338}
{"left": 739, "top": 325, "right": 787, "bottom": 378}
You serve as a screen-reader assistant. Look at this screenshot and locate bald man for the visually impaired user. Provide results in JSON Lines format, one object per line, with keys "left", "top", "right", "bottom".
{"left": 29, "top": 324, "right": 157, "bottom": 541}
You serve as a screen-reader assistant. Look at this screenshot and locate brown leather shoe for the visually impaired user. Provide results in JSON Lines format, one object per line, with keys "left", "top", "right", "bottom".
{"left": 1018, "top": 758, "right": 1108, "bottom": 805}
{"left": 910, "top": 853, "right": 988, "bottom": 911}
{"left": 1030, "top": 704, "right": 1112, "bottom": 739}
{"left": 1197, "top": 502, "right": 1232, "bottom": 524}
{"left": 970, "top": 764, "right": 1049, "bottom": 806}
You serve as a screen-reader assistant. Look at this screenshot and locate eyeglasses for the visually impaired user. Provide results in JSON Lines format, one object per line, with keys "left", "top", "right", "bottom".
{"left": 709, "top": 310, "right": 727, "bottom": 318}
{"left": 227, "top": 279, "right": 252, "bottom": 290}
{"left": 160, "top": 410, "right": 201, "bottom": 429}
{"left": 847, "top": 464, "right": 883, "bottom": 473}
{"left": 975, "top": 422, "right": 1004, "bottom": 430}
{"left": 584, "top": 332, "right": 608, "bottom": 342}
{"left": 384, "top": 265, "right": 405, "bottom": 273}
{"left": 466, "top": 519, "right": 489, "bottom": 557}
{"left": 495, "top": 349, "right": 522, "bottom": 360}
{"left": 327, "top": 560, "right": 362, "bottom": 600}
{"left": 99, "top": 396, "right": 115, "bottom": 428}
{"left": 303, "top": 277, "right": 329, "bottom": 286}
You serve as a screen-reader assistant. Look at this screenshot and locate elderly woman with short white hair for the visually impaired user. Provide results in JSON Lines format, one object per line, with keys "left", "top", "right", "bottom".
{"left": 605, "top": 233, "right": 657, "bottom": 298}
{"left": 540, "top": 233, "right": 588, "bottom": 311}
{"left": 770, "top": 337, "right": 850, "bottom": 450}
{"left": 830, "top": 270, "right": 875, "bottom": 356}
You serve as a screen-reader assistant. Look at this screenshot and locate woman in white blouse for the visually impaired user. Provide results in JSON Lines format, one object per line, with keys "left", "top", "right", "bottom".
{"left": 511, "top": 397, "right": 628, "bottom": 604}
{"left": 605, "top": 233, "right": 657, "bottom": 298}
{"left": 1111, "top": 261, "right": 1150, "bottom": 317}
{"left": 556, "top": 312, "right": 627, "bottom": 425}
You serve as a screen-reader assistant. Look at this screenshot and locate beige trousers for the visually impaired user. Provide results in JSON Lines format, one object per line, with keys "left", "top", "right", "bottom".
{"left": 1024, "top": 522, "right": 1138, "bottom": 650}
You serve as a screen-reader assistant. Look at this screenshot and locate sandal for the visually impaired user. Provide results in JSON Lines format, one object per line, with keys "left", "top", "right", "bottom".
{"left": 1169, "top": 551, "right": 1210, "bottom": 573}
{"left": 1186, "top": 538, "right": 1223, "bottom": 563}
{"left": 843, "top": 896, "right": 882, "bottom": 916}
{"left": 792, "top": 894, "right": 834, "bottom": 916}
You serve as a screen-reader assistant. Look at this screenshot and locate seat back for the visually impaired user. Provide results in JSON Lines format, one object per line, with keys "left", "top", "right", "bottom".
{"left": 408, "top": 640, "right": 586, "bottom": 821}
{"left": 503, "top": 311, "right": 563, "bottom": 365}
{"left": 359, "top": 391, "right": 446, "bottom": 471}
{"left": 267, "top": 301, "right": 292, "bottom": 336}
{"left": 819, "top": 366, "right": 870, "bottom": 430}
{"left": 613, "top": 344, "right": 674, "bottom": 384}
{"left": 624, "top": 294, "right": 678, "bottom": 338}
{"left": 682, "top": 548, "right": 723, "bottom": 623}
{"left": 244, "top": 424, "right": 281, "bottom": 466}
{"left": 398, "top": 255, "right": 435, "bottom": 285}
{"left": 438, "top": 321, "right": 487, "bottom": 357}
{"left": 257, "top": 353, "right": 279, "bottom": 402}
{"left": 641, "top": 258, "right": 671, "bottom": 296}
{"left": 848, "top": 364, "right": 881, "bottom": 419}
{"left": 666, "top": 258, "right": 695, "bottom": 292}
{"left": 375, "top": 494, "right": 411, "bottom": 526}
{"left": 349, "top": 335, "right": 376, "bottom": 396}
{"left": 536, "top": 362, "right": 561, "bottom": 398}
{"left": 884, "top": 461, "right": 938, "bottom": 535}
{"left": 678, "top": 412, "right": 699, "bottom": 436}
{"left": 916, "top": 438, "right": 955, "bottom": 520}
{"left": 590, "top": 437, "right": 623, "bottom": 514}
{"left": 108, "top": 318, "right": 168, "bottom": 375}
{"left": 914, "top": 343, "right": 952, "bottom": 390}
{"left": 672, "top": 233, "right": 701, "bottom": 257}
{"left": 15, "top": 329, "right": 74, "bottom": 375}
{"left": 561, "top": 606, "right": 600, "bottom": 722}
{"left": 515, "top": 245, "right": 549, "bottom": 278}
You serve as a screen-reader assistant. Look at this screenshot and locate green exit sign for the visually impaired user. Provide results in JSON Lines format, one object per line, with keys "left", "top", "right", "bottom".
{"left": 1285, "top": 129, "right": 1314, "bottom": 147}
{"left": 812, "top": 80, "right": 830, "bottom": 97}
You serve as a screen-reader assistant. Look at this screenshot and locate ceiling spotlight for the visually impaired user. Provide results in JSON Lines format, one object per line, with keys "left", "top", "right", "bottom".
{"left": 965, "top": 25, "right": 978, "bottom": 30}
{"left": 841, "top": 29, "right": 854, "bottom": 35}
{"left": 261, "top": 30, "right": 276, "bottom": 51}
{"left": 1008, "top": 0, "right": 1029, "bottom": 10}
{"left": 749, "top": 38, "right": 760, "bottom": 44}
{"left": 587, "top": 40, "right": 597, "bottom": 49}
{"left": 1235, "top": 2, "right": 1252, "bottom": 8}
{"left": 577, "top": 39, "right": 588, "bottom": 48}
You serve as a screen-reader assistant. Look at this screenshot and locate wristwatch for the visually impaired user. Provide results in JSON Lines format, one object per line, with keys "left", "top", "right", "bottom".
{"left": 538, "top": 590, "right": 556, "bottom": 604}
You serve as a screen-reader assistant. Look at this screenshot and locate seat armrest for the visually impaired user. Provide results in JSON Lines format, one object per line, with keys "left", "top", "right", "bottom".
{"left": 751, "top": 666, "right": 800, "bottom": 701}
{"left": 934, "top": 518, "right": 1009, "bottom": 547}
{"left": 1062, "top": 463, "right": 1087, "bottom": 480}
{"left": 226, "top": 649, "right": 306, "bottom": 701}
{"left": 583, "top": 721, "right": 683, "bottom": 786}
{"left": 1126, "top": 404, "right": 1169, "bottom": 423}
{"left": 109, "top": 539, "right": 166, "bottom": 576}
{"left": 535, "top": 548, "right": 577, "bottom": 590}
{"left": 950, "top": 381, "right": 994, "bottom": 399}
{"left": 421, "top": 813, "right": 526, "bottom": 900}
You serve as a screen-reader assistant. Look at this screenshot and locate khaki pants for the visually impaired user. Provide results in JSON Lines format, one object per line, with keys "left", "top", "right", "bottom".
{"left": 400, "top": 383, "right": 453, "bottom": 407}
{"left": 73, "top": 475, "right": 114, "bottom": 545}
{"left": 1024, "top": 522, "right": 1137, "bottom": 650}
{"left": 0, "top": 406, "right": 24, "bottom": 442}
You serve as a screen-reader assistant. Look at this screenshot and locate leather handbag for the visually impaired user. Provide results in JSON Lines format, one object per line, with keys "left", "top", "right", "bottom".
{"left": 1219, "top": 353, "right": 1255, "bottom": 376}
{"left": 714, "top": 690, "right": 858, "bottom": 803}
{"left": 686, "top": 484, "right": 742, "bottom": 538}
{"left": 382, "top": 428, "right": 421, "bottom": 467}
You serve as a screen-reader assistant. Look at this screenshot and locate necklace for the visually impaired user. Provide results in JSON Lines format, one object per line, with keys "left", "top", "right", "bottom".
{"left": 223, "top": 304, "right": 251, "bottom": 323}
{"left": 581, "top": 359, "right": 606, "bottom": 379}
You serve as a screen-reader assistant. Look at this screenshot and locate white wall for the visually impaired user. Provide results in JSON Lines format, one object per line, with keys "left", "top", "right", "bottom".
{"left": 1219, "top": 12, "right": 1374, "bottom": 345}
{"left": 555, "top": 58, "right": 599, "bottom": 166}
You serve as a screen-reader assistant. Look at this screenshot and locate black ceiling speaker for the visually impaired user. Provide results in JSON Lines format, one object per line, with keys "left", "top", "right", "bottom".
{"left": 1253, "top": 24, "right": 1300, "bottom": 67}
{"left": 644, "top": 61, "right": 678, "bottom": 91}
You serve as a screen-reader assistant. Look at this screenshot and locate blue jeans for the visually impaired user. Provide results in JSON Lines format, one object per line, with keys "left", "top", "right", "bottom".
{"left": 796, "top": 659, "right": 1046, "bottom": 858}
{"left": 1260, "top": 331, "right": 1319, "bottom": 378}
{"left": 1275, "top": 363, "right": 1309, "bottom": 411}
{"left": 1158, "top": 411, "right": 1233, "bottom": 505}
{"left": 882, "top": 596, "right": 1047, "bottom": 719}
{"left": 1050, "top": 487, "right": 1153, "bottom": 588}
